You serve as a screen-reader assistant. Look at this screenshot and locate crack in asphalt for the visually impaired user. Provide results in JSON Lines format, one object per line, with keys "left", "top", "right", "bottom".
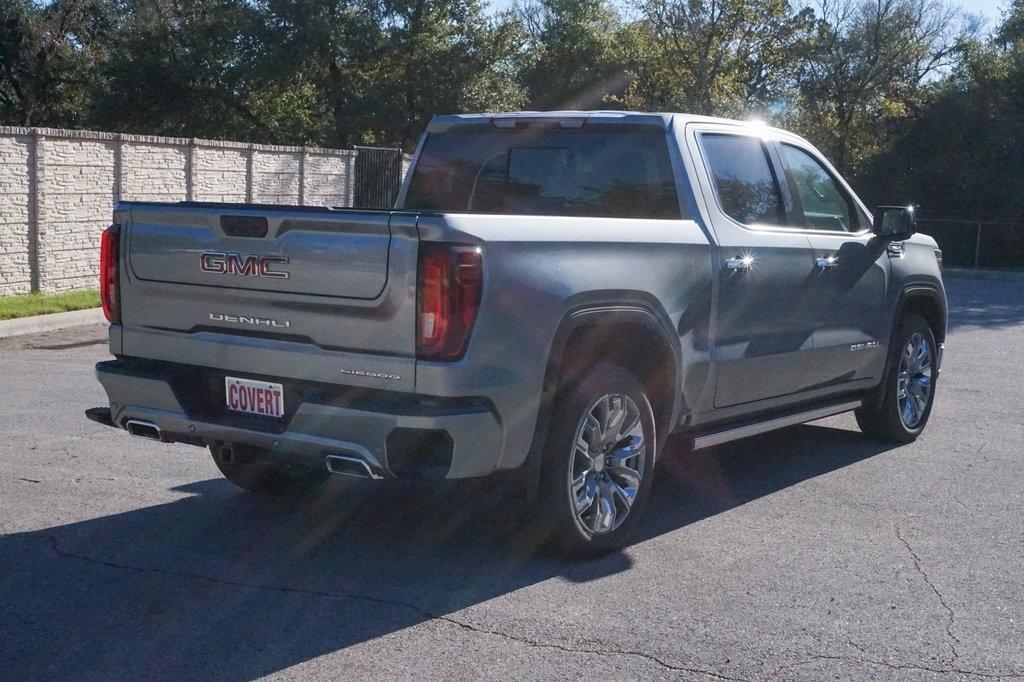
{"left": 894, "top": 522, "right": 963, "bottom": 664}
{"left": 772, "top": 653, "right": 1024, "bottom": 679}
{"left": 767, "top": 630, "right": 1024, "bottom": 680}
{"left": 844, "top": 637, "right": 871, "bottom": 656}
{"left": 15, "top": 531, "right": 1024, "bottom": 680}
{"left": 27, "top": 533, "right": 747, "bottom": 681}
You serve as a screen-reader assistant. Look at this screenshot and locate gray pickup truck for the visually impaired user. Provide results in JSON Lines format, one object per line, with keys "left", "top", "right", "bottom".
{"left": 89, "top": 111, "right": 946, "bottom": 554}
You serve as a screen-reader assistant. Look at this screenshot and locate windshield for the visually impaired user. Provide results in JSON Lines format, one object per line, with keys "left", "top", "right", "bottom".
{"left": 403, "top": 124, "right": 682, "bottom": 219}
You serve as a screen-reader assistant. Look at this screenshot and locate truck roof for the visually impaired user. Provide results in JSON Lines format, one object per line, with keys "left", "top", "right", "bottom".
{"left": 426, "top": 110, "right": 782, "bottom": 134}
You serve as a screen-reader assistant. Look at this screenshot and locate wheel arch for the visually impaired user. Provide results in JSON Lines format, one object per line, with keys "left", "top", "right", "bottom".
{"left": 520, "top": 291, "right": 682, "bottom": 497}
{"left": 871, "top": 284, "right": 946, "bottom": 411}
{"left": 897, "top": 285, "right": 947, "bottom": 345}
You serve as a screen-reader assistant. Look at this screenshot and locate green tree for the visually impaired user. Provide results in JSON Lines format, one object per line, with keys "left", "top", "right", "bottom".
{"left": 517, "top": 0, "right": 626, "bottom": 109}
{"left": 370, "top": 0, "right": 527, "bottom": 146}
{"left": 862, "top": 1, "right": 1024, "bottom": 221}
{"left": 260, "top": 0, "right": 525, "bottom": 149}
{"left": 790, "top": 0, "right": 976, "bottom": 175}
{"left": 997, "top": 0, "right": 1024, "bottom": 44}
{"left": 0, "top": 0, "right": 109, "bottom": 127}
{"left": 616, "top": 0, "right": 814, "bottom": 116}
{"left": 90, "top": 0, "right": 270, "bottom": 140}
{"left": 256, "top": 0, "right": 386, "bottom": 146}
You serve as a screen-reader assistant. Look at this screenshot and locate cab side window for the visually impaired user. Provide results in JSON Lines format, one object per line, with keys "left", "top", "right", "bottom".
{"left": 780, "top": 144, "right": 859, "bottom": 232}
{"left": 701, "top": 133, "right": 785, "bottom": 226}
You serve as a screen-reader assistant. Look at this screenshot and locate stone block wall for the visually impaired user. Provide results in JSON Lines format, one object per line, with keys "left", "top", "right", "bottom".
{"left": 0, "top": 133, "right": 33, "bottom": 294}
{"left": 39, "top": 136, "right": 118, "bottom": 292}
{"left": 0, "top": 127, "right": 360, "bottom": 294}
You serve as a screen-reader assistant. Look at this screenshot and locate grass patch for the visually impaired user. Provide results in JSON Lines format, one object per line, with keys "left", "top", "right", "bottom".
{"left": 0, "top": 290, "right": 101, "bottom": 321}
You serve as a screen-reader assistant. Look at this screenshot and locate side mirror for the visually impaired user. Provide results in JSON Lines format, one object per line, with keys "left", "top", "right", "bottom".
{"left": 873, "top": 205, "right": 917, "bottom": 241}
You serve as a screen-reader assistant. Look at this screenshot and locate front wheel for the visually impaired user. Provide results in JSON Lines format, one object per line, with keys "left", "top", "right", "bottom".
{"left": 538, "top": 363, "right": 657, "bottom": 556}
{"left": 856, "top": 314, "right": 938, "bottom": 443}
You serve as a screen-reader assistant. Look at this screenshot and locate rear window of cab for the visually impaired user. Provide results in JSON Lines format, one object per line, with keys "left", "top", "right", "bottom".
{"left": 404, "top": 124, "right": 684, "bottom": 219}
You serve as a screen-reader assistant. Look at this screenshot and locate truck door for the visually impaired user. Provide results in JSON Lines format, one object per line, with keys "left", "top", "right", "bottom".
{"left": 773, "top": 139, "right": 890, "bottom": 387}
{"left": 686, "top": 125, "right": 819, "bottom": 408}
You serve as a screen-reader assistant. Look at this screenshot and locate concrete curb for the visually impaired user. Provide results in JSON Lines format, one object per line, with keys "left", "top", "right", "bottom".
{"left": 944, "top": 268, "right": 1024, "bottom": 283}
{"left": 0, "top": 307, "right": 106, "bottom": 339}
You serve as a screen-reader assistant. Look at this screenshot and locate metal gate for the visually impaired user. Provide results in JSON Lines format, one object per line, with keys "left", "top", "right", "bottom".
{"left": 353, "top": 146, "right": 403, "bottom": 209}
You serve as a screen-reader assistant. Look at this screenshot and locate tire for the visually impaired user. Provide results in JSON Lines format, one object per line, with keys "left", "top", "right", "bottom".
{"left": 855, "top": 314, "right": 938, "bottom": 443}
{"left": 537, "top": 363, "right": 658, "bottom": 556}
{"left": 210, "top": 444, "right": 328, "bottom": 496}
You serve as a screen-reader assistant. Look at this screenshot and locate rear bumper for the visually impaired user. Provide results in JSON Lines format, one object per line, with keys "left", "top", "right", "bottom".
{"left": 94, "top": 359, "right": 504, "bottom": 479}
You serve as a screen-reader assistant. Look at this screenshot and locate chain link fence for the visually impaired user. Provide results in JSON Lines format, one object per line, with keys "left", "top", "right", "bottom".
{"left": 916, "top": 218, "right": 1024, "bottom": 270}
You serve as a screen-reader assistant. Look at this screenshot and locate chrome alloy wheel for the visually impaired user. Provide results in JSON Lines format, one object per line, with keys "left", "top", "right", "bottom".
{"left": 567, "top": 393, "right": 647, "bottom": 535}
{"left": 897, "top": 332, "right": 933, "bottom": 429}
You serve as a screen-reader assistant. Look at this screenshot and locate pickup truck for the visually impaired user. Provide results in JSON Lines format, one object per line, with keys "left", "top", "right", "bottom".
{"left": 88, "top": 111, "right": 946, "bottom": 554}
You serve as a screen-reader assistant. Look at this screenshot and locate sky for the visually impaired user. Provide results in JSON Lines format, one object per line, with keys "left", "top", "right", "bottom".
{"left": 959, "top": 0, "right": 1010, "bottom": 25}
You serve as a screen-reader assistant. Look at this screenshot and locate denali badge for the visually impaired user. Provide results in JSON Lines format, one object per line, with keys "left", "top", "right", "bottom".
{"left": 339, "top": 368, "right": 401, "bottom": 381}
{"left": 210, "top": 313, "right": 291, "bottom": 329}
{"left": 850, "top": 341, "right": 879, "bottom": 352}
{"left": 200, "top": 252, "right": 289, "bottom": 279}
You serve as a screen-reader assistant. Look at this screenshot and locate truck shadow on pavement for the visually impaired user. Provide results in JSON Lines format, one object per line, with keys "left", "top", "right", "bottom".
{"left": 0, "top": 423, "right": 895, "bottom": 678}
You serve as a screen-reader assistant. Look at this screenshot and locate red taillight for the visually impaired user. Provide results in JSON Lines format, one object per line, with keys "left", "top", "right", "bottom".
{"left": 417, "top": 244, "right": 482, "bottom": 360}
{"left": 100, "top": 224, "right": 121, "bottom": 323}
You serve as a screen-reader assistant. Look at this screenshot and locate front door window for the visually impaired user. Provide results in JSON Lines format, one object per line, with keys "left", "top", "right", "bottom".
{"left": 780, "top": 144, "right": 859, "bottom": 232}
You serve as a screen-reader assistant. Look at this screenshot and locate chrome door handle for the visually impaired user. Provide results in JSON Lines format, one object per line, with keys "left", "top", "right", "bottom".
{"left": 725, "top": 256, "right": 753, "bottom": 271}
{"left": 816, "top": 255, "right": 839, "bottom": 268}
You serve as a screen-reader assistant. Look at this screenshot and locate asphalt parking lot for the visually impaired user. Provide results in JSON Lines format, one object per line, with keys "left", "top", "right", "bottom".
{"left": 1, "top": 277, "right": 1021, "bottom": 680}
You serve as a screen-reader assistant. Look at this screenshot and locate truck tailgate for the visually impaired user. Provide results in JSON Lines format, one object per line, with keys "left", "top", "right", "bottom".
{"left": 116, "top": 203, "right": 419, "bottom": 390}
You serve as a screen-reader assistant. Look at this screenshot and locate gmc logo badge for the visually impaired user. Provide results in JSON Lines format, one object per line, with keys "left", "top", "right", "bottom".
{"left": 200, "top": 252, "right": 289, "bottom": 279}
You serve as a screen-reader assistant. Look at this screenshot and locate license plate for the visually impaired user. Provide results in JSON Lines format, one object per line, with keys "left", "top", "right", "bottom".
{"left": 225, "top": 377, "right": 284, "bottom": 419}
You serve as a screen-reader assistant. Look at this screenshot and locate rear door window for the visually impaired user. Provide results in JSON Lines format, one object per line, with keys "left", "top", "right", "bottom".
{"left": 404, "top": 125, "right": 682, "bottom": 219}
{"left": 700, "top": 133, "right": 785, "bottom": 226}
{"left": 779, "top": 144, "right": 860, "bottom": 231}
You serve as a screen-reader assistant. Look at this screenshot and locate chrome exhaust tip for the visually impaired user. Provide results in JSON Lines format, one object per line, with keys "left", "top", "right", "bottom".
{"left": 125, "top": 419, "right": 162, "bottom": 441}
{"left": 325, "top": 454, "right": 382, "bottom": 480}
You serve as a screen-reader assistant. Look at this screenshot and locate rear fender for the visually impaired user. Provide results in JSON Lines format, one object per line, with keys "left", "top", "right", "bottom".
{"left": 520, "top": 294, "right": 681, "bottom": 498}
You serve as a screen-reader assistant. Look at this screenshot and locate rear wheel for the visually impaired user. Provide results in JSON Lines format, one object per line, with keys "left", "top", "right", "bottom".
{"left": 210, "top": 444, "right": 328, "bottom": 496}
{"left": 538, "top": 363, "right": 657, "bottom": 556}
{"left": 856, "top": 314, "right": 938, "bottom": 443}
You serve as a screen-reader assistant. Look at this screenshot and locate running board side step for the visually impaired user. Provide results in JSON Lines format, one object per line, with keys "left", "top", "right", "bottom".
{"left": 692, "top": 400, "right": 862, "bottom": 450}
